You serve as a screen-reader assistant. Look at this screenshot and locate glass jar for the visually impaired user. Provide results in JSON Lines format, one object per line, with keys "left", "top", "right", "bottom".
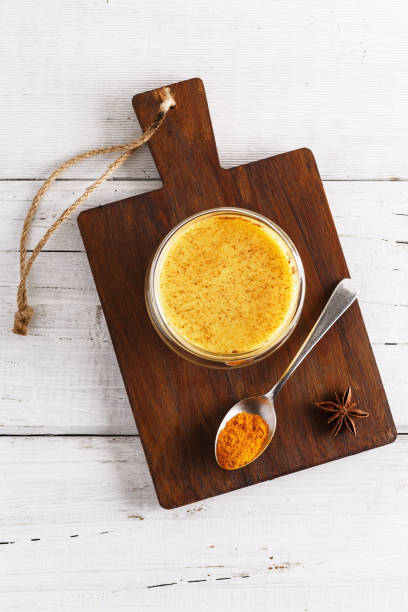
{"left": 145, "top": 207, "right": 305, "bottom": 369}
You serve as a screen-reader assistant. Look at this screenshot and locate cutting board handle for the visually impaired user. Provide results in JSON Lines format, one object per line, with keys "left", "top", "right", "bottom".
{"left": 132, "top": 78, "right": 223, "bottom": 191}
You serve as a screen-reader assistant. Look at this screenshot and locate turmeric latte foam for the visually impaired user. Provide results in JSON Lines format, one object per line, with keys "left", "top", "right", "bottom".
{"left": 157, "top": 213, "right": 299, "bottom": 356}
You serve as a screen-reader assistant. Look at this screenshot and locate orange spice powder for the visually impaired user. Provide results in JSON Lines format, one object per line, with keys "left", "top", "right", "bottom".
{"left": 216, "top": 412, "right": 269, "bottom": 470}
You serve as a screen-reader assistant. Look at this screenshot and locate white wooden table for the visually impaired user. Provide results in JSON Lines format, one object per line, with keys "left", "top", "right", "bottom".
{"left": 1, "top": 1, "right": 407, "bottom": 610}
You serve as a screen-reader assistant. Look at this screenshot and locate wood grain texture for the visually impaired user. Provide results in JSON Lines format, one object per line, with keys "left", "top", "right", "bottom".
{"left": 0, "top": 435, "right": 407, "bottom": 610}
{"left": 78, "top": 79, "right": 396, "bottom": 508}
{"left": 1, "top": 0, "right": 408, "bottom": 181}
{"left": 0, "top": 180, "right": 406, "bottom": 435}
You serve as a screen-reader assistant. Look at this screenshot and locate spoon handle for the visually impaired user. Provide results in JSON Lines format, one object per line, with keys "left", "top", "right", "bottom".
{"left": 266, "top": 278, "right": 358, "bottom": 400}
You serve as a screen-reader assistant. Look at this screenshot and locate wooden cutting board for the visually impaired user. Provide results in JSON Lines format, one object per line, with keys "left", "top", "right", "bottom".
{"left": 78, "top": 78, "right": 396, "bottom": 509}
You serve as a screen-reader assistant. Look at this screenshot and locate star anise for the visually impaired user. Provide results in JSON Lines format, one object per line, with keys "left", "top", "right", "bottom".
{"left": 315, "top": 387, "right": 369, "bottom": 436}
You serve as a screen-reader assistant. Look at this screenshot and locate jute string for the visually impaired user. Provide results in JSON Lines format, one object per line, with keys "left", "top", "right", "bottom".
{"left": 13, "top": 88, "right": 175, "bottom": 336}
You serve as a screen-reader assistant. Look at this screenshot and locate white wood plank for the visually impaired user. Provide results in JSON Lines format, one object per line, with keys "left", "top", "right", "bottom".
{"left": 1, "top": 319, "right": 405, "bottom": 434}
{"left": 0, "top": 180, "right": 406, "bottom": 434}
{"left": 0, "top": 0, "right": 408, "bottom": 180}
{"left": 0, "top": 181, "right": 408, "bottom": 434}
{"left": 0, "top": 250, "right": 406, "bottom": 432}
{"left": 0, "top": 179, "right": 163, "bottom": 252}
{"left": 2, "top": 179, "right": 408, "bottom": 251}
{"left": 0, "top": 435, "right": 406, "bottom": 610}
{"left": 0, "top": 589, "right": 406, "bottom": 612}
{"left": 1, "top": 180, "right": 407, "bottom": 325}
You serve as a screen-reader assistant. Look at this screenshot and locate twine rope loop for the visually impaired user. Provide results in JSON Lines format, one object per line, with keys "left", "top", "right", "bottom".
{"left": 13, "top": 88, "right": 175, "bottom": 335}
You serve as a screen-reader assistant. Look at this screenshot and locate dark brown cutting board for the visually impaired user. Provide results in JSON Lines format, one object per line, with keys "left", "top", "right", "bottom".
{"left": 78, "top": 78, "right": 396, "bottom": 509}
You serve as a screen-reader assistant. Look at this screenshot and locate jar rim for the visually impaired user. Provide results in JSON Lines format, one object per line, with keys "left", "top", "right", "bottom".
{"left": 145, "top": 207, "right": 305, "bottom": 369}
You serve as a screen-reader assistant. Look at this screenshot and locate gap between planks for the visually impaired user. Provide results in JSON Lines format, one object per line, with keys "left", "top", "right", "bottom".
{"left": 0, "top": 433, "right": 406, "bottom": 438}
{"left": 0, "top": 177, "right": 407, "bottom": 182}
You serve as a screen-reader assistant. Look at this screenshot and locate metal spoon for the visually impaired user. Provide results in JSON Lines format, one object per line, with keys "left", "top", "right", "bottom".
{"left": 215, "top": 278, "right": 358, "bottom": 469}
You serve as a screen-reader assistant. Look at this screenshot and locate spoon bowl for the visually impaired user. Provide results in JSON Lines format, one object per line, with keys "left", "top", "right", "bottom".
{"left": 214, "top": 396, "right": 277, "bottom": 469}
{"left": 215, "top": 279, "right": 358, "bottom": 469}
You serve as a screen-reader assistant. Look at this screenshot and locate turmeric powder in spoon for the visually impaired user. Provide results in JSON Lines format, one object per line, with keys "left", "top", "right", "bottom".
{"left": 216, "top": 412, "right": 269, "bottom": 470}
